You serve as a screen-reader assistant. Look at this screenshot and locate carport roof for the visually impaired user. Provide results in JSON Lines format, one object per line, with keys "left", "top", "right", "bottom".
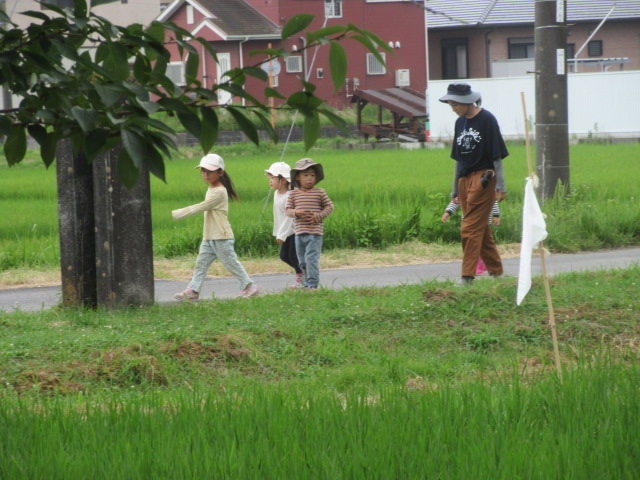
{"left": 352, "top": 87, "right": 426, "bottom": 119}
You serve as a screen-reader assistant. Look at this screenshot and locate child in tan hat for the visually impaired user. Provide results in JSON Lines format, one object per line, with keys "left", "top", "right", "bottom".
{"left": 285, "top": 158, "right": 334, "bottom": 289}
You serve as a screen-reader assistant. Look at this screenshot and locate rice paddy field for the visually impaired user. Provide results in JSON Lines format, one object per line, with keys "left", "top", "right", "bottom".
{"left": 1, "top": 141, "right": 639, "bottom": 273}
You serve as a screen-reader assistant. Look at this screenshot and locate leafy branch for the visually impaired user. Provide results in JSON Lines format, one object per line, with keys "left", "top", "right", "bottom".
{"left": 0, "top": 0, "right": 390, "bottom": 187}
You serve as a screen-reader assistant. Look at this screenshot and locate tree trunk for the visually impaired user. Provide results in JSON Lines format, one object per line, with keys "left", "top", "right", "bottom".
{"left": 56, "top": 139, "right": 97, "bottom": 308}
{"left": 92, "top": 145, "right": 155, "bottom": 308}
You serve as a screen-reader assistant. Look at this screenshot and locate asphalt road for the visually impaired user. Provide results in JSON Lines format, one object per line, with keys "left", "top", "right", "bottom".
{"left": 1, "top": 247, "right": 638, "bottom": 312}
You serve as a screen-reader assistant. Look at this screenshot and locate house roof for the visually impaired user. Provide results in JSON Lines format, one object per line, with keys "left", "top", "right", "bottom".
{"left": 426, "top": 0, "right": 640, "bottom": 28}
{"left": 352, "top": 87, "right": 426, "bottom": 120}
{"left": 157, "top": 0, "right": 280, "bottom": 39}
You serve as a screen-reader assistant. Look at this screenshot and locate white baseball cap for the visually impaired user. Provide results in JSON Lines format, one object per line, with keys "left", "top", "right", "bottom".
{"left": 195, "top": 153, "right": 225, "bottom": 171}
{"left": 264, "top": 162, "right": 291, "bottom": 182}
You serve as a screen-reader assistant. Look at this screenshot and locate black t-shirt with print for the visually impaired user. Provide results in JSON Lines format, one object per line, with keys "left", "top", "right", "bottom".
{"left": 450, "top": 108, "right": 509, "bottom": 177}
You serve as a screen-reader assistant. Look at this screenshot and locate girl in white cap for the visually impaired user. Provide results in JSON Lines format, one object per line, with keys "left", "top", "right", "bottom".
{"left": 172, "top": 153, "right": 260, "bottom": 301}
{"left": 265, "top": 162, "right": 304, "bottom": 288}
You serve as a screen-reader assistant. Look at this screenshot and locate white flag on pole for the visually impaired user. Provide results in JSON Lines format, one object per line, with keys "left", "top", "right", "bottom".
{"left": 517, "top": 177, "right": 548, "bottom": 305}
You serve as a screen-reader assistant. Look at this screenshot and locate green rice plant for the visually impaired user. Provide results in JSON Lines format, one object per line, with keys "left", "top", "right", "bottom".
{"left": 1, "top": 142, "right": 639, "bottom": 270}
{"left": 0, "top": 362, "right": 638, "bottom": 479}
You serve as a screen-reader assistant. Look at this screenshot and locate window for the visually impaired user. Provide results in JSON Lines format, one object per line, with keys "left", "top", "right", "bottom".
{"left": 325, "top": 0, "right": 342, "bottom": 18}
{"left": 508, "top": 37, "right": 535, "bottom": 59}
{"left": 286, "top": 56, "right": 303, "bottom": 73}
{"left": 186, "top": 5, "right": 194, "bottom": 24}
{"left": 166, "top": 62, "right": 186, "bottom": 86}
{"left": 588, "top": 40, "right": 603, "bottom": 57}
{"left": 366, "top": 52, "right": 386, "bottom": 75}
{"left": 566, "top": 43, "right": 575, "bottom": 59}
{"left": 441, "top": 38, "right": 467, "bottom": 79}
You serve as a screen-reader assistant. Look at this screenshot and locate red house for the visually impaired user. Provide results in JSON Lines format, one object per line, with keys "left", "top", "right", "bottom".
{"left": 156, "top": 0, "right": 428, "bottom": 109}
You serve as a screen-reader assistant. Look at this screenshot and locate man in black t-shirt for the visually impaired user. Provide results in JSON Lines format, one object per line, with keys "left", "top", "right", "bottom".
{"left": 439, "top": 83, "right": 509, "bottom": 285}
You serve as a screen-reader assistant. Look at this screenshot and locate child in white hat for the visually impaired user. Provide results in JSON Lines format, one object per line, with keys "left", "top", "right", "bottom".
{"left": 172, "top": 153, "right": 260, "bottom": 301}
{"left": 265, "top": 161, "right": 303, "bottom": 288}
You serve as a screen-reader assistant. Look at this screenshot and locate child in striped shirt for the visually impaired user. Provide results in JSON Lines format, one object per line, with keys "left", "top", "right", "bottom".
{"left": 285, "top": 158, "right": 334, "bottom": 289}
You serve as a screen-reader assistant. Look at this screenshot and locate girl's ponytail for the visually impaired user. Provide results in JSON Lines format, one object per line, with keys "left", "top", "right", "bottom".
{"left": 220, "top": 172, "right": 239, "bottom": 201}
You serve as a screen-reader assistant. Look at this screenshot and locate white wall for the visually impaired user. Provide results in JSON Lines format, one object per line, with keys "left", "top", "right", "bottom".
{"left": 5, "top": 0, "right": 164, "bottom": 29}
{"left": 428, "top": 70, "right": 640, "bottom": 141}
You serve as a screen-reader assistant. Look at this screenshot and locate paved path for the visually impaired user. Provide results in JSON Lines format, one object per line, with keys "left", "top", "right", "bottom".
{"left": 1, "top": 248, "right": 638, "bottom": 312}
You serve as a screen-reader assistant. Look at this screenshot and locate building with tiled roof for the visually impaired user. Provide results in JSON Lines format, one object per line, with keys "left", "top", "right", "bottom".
{"left": 426, "top": 0, "right": 640, "bottom": 79}
{"left": 156, "top": 0, "right": 429, "bottom": 109}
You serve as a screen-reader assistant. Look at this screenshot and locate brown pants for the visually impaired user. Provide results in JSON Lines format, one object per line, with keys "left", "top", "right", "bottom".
{"left": 458, "top": 170, "right": 503, "bottom": 277}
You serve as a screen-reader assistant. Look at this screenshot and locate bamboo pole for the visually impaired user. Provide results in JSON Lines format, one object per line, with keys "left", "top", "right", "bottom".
{"left": 520, "top": 92, "right": 563, "bottom": 379}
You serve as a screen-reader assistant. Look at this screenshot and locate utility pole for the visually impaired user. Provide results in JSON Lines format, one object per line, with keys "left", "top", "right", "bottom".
{"left": 534, "top": 0, "right": 570, "bottom": 200}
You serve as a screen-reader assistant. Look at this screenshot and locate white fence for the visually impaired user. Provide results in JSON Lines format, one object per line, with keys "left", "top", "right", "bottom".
{"left": 428, "top": 70, "right": 640, "bottom": 141}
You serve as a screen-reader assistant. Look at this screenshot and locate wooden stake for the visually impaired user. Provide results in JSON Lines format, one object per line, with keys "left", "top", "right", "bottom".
{"left": 520, "top": 92, "right": 563, "bottom": 380}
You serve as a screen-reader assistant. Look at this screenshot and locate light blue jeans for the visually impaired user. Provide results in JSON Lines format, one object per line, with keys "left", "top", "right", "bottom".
{"left": 295, "top": 234, "right": 323, "bottom": 288}
{"left": 188, "top": 240, "right": 253, "bottom": 293}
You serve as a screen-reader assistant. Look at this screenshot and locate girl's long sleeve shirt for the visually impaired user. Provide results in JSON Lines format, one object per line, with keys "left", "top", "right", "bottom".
{"left": 171, "top": 186, "right": 234, "bottom": 240}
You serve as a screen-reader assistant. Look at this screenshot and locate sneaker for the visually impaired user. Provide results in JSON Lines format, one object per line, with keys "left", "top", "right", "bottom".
{"left": 457, "top": 276, "right": 474, "bottom": 287}
{"left": 476, "top": 258, "right": 487, "bottom": 276}
{"left": 240, "top": 284, "right": 260, "bottom": 298}
{"left": 288, "top": 273, "right": 304, "bottom": 290}
{"left": 175, "top": 287, "right": 199, "bottom": 302}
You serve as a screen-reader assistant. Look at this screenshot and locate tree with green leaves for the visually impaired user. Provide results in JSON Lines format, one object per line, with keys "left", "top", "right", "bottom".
{"left": 0, "top": 0, "right": 390, "bottom": 187}
{"left": 0, "top": 0, "right": 390, "bottom": 308}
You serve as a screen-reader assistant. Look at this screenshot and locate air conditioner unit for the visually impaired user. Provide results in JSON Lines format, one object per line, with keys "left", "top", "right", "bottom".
{"left": 395, "top": 69, "right": 410, "bottom": 87}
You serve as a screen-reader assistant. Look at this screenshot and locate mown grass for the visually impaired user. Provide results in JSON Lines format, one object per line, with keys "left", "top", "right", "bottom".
{"left": 1, "top": 267, "right": 637, "bottom": 395}
{"left": 1, "top": 142, "right": 639, "bottom": 272}
{"left": 0, "top": 267, "right": 639, "bottom": 478}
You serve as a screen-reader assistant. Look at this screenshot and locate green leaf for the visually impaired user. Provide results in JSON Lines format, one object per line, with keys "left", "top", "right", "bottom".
{"left": 227, "top": 107, "right": 259, "bottom": 146}
{"left": 137, "top": 101, "right": 162, "bottom": 115}
{"left": 133, "top": 54, "right": 151, "bottom": 84}
{"left": 264, "top": 87, "right": 286, "bottom": 100}
{"left": 303, "top": 112, "right": 320, "bottom": 152}
{"left": 116, "top": 149, "right": 140, "bottom": 190}
{"left": 73, "top": 0, "right": 87, "bottom": 18}
{"left": 157, "top": 97, "right": 190, "bottom": 115}
{"left": 193, "top": 37, "right": 218, "bottom": 63}
{"left": 84, "top": 128, "right": 109, "bottom": 161}
{"left": 329, "top": 42, "right": 347, "bottom": 92}
{"left": 0, "top": 116, "right": 12, "bottom": 137}
{"left": 185, "top": 52, "right": 199, "bottom": 83}
{"left": 145, "top": 22, "right": 166, "bottom": 46}
{"left": 4, "top": 126, "right": 27, "bottom": 166}
{"left": 177, "top": 110, "right": 201, "bottom": 138}
{"left": 103, "top": 42, "right": 130, "bottom": 82}
{"left": 253, "top": 111, "right": 278, "bottom": 144}
{"left": 319, "top": 108, "right": 348, "bottom": 132}
{"left": 143, "top": 143, "right": 166, "bottom": 182}
{"left": 71, "top": 106, "right": 98, "bottom": 132}
{"left": 281, "top": 14, "right": 315, "bottom": 40}
{"left": 200, "top": 107, "right": 219, "bottom": 153}
{"left": 27, "top": 124, "right": 48, "bottom": 146}
{"left": 121, "top": 128, "right": 145, "bottom": 168}
{"left": 41, "top": 133, "right": 58, "bottom": 168}
{"left": 306, "top": 25, "right": 348, "bottom": 43}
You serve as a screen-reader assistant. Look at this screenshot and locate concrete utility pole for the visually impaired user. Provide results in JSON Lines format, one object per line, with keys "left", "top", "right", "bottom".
{"left": 57, "top": 142, "right": 155, "bottom": 309}
{"left": 534, "top": 0, "right": 570, "bottom": 200}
